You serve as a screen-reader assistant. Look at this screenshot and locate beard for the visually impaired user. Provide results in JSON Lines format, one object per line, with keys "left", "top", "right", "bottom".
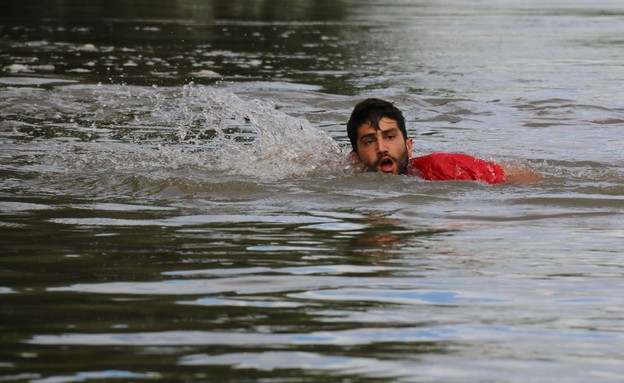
{"left": 394, "top": 147, "right": 410, "bottom": 174}
{"left": 363, "top": 147, "right": 410, "bottom": 175}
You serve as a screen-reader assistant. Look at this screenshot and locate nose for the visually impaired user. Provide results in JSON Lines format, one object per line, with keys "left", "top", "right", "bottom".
{"left": 376, "top": 136, "right": 388, "bottom": 154}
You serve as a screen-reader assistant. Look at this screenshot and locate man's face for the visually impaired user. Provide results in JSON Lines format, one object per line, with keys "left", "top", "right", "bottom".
{"left": 351, "top": 117, "right": 413, "bottom": 175}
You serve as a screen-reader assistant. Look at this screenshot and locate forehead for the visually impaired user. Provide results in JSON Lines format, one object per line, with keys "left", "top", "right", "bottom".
{"left": 357, "top": 117, "right": 401, "bottom": 136}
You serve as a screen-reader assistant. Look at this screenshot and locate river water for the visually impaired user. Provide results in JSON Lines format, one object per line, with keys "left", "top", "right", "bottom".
{"left": 2, "top": 0, "right": 624, "bottom": 382}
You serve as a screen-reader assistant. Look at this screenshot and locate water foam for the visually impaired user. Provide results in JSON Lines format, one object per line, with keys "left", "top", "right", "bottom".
{"left": 172, "top": 85, "right": 348, "bottom": 180}
{"left": 19, "top": 84, "right": 349, "bottom": 182}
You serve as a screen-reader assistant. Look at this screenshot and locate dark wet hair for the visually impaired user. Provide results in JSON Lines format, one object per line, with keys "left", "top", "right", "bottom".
{"left": 346, "top": 98, "right": 408, "bottom": 152}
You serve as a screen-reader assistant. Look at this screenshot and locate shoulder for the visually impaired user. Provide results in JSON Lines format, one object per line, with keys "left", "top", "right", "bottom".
{"left": 409, "top": 152, "right": 506, "bottom": 184}
{"left": 411, "top": 152, "right": 478, "bottom": 162}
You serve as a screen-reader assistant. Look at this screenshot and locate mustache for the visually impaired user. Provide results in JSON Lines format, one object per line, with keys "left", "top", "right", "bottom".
{"left": 375, "top": 153, "right": 395, "bottom": 166}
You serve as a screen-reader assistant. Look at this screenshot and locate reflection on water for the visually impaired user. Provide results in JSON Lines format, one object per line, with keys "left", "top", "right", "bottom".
{"left": 1, "top": 0, "right": 352, "bottom": 92}
{"left": 2, "top": 0, "right": 624, "bottom": 382}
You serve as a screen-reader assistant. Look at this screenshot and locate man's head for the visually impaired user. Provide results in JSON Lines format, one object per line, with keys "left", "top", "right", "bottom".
{"left": 346, "top": 98, "right": 413, "bottom": 175}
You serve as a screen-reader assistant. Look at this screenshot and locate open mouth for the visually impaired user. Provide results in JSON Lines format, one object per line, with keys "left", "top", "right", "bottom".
{"left": 379, "top": 157, "right": 395, "bottom": 173}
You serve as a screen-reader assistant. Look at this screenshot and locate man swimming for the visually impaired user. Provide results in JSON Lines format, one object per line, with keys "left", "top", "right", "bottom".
{"left": 347, "top": 98, "right": 538, "bottom": 184}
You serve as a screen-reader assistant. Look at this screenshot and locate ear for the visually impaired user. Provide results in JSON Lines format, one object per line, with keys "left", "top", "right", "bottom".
{"left": 405, "top": 138, "right": 413, "bottom": 157}
{"left": 350, "top": 150, "right": 361, "bottom": 164}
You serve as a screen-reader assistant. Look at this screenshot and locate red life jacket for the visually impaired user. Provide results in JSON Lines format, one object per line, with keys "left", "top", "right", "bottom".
{"left": 408, "top": 153, "right": 506, "bottom": 184}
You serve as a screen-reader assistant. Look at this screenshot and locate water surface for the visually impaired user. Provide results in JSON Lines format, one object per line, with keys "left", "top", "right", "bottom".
{"left": 2, "top": 0, "right": 624, "bottom": 382}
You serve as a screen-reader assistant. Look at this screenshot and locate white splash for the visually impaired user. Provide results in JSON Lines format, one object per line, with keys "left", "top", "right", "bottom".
{"left": 164, "top": 85, "right": 348, "bottom": 180}
{"left": 32, "top": 84, "right": 348, "bottom": 182}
